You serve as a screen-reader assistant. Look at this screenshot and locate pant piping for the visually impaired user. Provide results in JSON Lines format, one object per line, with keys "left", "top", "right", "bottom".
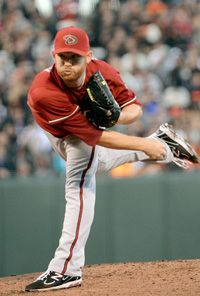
{"left": 61, "top": 146, "right": 96, "bottom": 274}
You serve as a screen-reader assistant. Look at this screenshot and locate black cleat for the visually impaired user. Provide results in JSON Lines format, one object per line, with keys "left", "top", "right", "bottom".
{"left": 155, "top": 123, "right": 200, "bottom": 169}
{"left": 25, "top": 271, "right": 82, "bottom": 292}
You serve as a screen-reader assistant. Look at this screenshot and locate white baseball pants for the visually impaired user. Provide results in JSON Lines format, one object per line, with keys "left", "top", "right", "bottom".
{"left": 44, "top": 132, "right": 173, "bottom": 277}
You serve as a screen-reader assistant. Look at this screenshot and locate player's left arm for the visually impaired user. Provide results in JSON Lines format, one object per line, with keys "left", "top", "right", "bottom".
{"left": 117, "top": 103, "right": 143, "bottom": 125}
{"left": 100, "top": 62, "right": 143, "bottom": 125}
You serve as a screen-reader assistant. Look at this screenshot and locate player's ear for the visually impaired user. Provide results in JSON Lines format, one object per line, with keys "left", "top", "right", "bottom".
{"left": 52, "top": 51, "right": 55, "bottom": 60}
{"left": 86, "top": 51, "right": 93, "bottom": 64}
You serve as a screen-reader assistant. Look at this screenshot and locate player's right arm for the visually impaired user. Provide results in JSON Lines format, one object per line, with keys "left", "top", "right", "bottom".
{"left": 97, "top": 130, "right": 167, "bottom": 160}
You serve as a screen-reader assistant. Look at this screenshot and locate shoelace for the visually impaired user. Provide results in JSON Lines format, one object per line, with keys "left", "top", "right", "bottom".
{"left": 37, "top": 271, "right": 62, "bottom": 280}
{"left": 37, "top": 271, "right": 49, "bottom": 281}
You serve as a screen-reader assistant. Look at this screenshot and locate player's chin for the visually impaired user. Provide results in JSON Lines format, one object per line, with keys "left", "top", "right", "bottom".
{"left": 61, "top": 72, "right": 75, "bottom": 80}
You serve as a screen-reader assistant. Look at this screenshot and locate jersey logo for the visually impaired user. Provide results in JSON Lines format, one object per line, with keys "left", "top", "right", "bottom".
{"left": 63, "top": 35, "right": 78, "bottom": 45}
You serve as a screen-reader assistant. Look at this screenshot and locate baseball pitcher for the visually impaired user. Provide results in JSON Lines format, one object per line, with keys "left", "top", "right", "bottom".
{"left": 25, "top": 26, "right": 199, "bottom": 292}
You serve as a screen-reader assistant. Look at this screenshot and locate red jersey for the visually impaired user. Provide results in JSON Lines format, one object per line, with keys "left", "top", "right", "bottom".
{"left": 28, "top": 59, "right": 141, "bottom": 146}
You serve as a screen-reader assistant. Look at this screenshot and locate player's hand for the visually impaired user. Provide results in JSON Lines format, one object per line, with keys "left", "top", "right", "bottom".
{"left": 142, "top": 138, "right": 167, "bottom": 160}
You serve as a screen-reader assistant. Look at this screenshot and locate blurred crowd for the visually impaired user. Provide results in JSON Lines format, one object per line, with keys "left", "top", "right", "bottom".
{"left": 0, "top": 0, "right": 200, "bottom": 179}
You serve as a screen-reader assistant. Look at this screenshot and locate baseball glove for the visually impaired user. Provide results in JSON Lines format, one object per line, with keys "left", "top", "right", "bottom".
{"left": 82, "top": 71, "right": 121, "bottom": 129}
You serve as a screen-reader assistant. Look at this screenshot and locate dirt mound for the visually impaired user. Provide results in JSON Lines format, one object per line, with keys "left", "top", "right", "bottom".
{"left": 1, "top": 259, "right": 200, "bottom": 296}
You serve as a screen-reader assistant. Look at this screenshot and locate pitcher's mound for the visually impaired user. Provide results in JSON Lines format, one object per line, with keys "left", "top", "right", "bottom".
{"left": 1, "top": 259, "right": 200, "bottom": 296}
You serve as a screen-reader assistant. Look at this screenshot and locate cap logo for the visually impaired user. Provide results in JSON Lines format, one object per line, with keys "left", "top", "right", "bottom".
{"left": 63, "top": 35, "right": 78, "bottom": 45}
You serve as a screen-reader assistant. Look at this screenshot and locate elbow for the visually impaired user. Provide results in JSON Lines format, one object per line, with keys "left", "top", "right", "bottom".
{"left": 138, "top": 107, "right": 143, "bottom": 119}
{"left": 117, "top": 105, "right": 143, "bottom": 125}
{"left": 130, "top": 106, "right": 143, "bottom": 123}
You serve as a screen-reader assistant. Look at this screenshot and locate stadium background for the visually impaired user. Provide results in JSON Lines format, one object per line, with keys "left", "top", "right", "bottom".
{"left": 0, "top": 0, "right": 200, "bottom": 178}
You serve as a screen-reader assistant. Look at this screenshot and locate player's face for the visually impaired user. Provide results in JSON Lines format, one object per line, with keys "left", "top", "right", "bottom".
{"left": 55, "top": 52, "right": 92, "bottom": 85}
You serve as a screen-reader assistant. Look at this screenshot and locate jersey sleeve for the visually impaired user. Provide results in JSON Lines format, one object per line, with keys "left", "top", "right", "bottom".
{"left": 28, "top": 88, "right": 103, "bottom": 146}
{"left": 97, "top": 61, "right": 142, "bottom": 109}
{"left": 110, "top": 75, "right": 142, "bottom": 109}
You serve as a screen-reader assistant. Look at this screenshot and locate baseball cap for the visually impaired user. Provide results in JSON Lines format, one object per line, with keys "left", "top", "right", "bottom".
{"left": 53, "top": 26, "right": 90, "bottom": 56}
